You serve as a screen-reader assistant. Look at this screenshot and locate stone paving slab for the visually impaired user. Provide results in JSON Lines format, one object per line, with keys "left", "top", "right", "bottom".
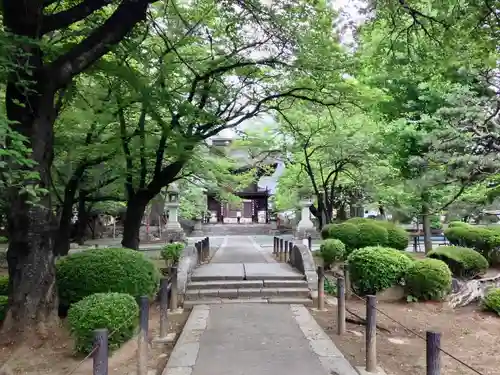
{"left": 244, "top": 262, "right": 304, "bottom": 280}
{"left": 163, "top": 303, "right": 357, "bottom": 375}
{"left": 191, "top": 263, "right": 245, "bottom": 281}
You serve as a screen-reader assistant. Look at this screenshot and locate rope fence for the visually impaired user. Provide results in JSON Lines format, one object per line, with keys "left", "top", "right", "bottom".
{"left": 316, "top": 266, "right": 486, "bottom": 375}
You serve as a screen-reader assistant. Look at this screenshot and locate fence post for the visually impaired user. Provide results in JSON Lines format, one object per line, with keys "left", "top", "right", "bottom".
{"left": 159, "top": 277, "right": 169, "bottom": 338}
{"left": 170, "top": 266, "right": 178, "bottom": 310}
{"left": 337, "top": 276, "right": 346, "bottom": 335}
{"left": 279, "top": 238, "right": 284, "bottom": 260}
{"left": 426, "top": 331, "right": 441, "bottom": 375}
{"left": 196, "top": 242, "right": 202, "bottom": 264}
{"left": 307, "top": 235, "right": 312, "bottom": 250}
{"left": 204, "top": 237, "right": 210, "bottom": 260}
{"left": 317, "top": 266, "right": 325, "bottom": 310}
{"left": 342, "top": 264, "right": 351, "bottom": 299}
{"left": 283, "top": 240, "right": 289, "bottom": 262}
{"left": 137, "top": 296, "right": 149, "bottom": 375}
{"left": 93, "top": 329, "right": 108, "bottom": 375}
{"left": 273, "top": 237, "right": 277, "bottom": 256}
{"left": 366, "top": 295, "right": 377, "bottom": 373}
{"left": 288, "top": 241, "right": 293, "bottom": 264}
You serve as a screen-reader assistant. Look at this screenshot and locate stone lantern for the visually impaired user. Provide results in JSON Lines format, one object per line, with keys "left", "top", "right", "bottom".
{"left": 295, "top": 187, "right": 317, "bottom": 240}
{"left": 162, "top": 183, "right": 186, "bottom": 243}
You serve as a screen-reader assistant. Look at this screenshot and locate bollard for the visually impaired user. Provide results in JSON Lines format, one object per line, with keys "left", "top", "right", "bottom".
{"left": 280, "top": 240, "right": 286, "bottom": 262}
{"left": 196, "top": 242, "right": 202, "bottom": 264}
{"left": 170, "top": 266, "right": 178, "bottom": 310}
{"left": 159, "top": 277, "right": 169, "bottom": 338}
{"left": 342, "top": 264, "right": 351, "bottom": 299}
{"left": 413, "top": 236, "right": 418, "bottom": 252}
{"left": 307, "top": 235, "right": 312, "bottom": 250}
{"left": 426, "top": 331, "right": 441, "bottom": 375}
{"left": 317, "top": 266, "right": 325, "bottom": 310}
{"left": 137, "top": 296, "right": 149, "bottom": 375}
{"left": 337, "top": 276, "right": 346, "bottom": 335}
{"left": 203, "top": 237, "right": 210, "bottom": 260}
{"left": 279, "top": 238, "right": 284, "bottom": 260}
{"left": 283, "top": 240, "right": 289, "bottom": 262}
{"left": 288, "top": 241, "right": 293, "bottom": 264}
{"left": 365, "top": 295, "right": 377, "bottom": 373}
{"left": 273, "top": 237, "right": 277, "bottom": 255}
{"left": 93, "top": 329, "right": 108, "bottom": 375}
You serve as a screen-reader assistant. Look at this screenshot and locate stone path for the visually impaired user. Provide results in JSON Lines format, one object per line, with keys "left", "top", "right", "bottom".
{"left": 163, "top": 236, "right": 357, "bottom": 375}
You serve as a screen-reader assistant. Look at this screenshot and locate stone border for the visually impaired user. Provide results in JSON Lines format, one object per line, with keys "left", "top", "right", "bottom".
{"left": 162, "top": 305, "right": 210, "bottom": 375}
{"left": 290, "top": 244, "right": 318, "bottom": 292}
{"left": 289, "top": 304, "right": 358, "bottom": 375}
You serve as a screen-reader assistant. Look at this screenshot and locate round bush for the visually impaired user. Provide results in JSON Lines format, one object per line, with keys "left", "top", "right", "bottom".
{"left": 427, "top": 246, "right": 489, "bottom": 279}
{"left": 483, "top": 288, "right": 500, "bottom": 315}
{"left": 448, "top": 221, "right": 469, "bottom": 228}
{"left": 67, "top": 292, "right": 139, "bottom": 354}
{"left": 0, "top": 295, "right": 8, "bottom": 322}
{"left": 347, "top": 246, "right": 413, "bottom": 295}
{"left": 376, "top": 222, "right": 409, "bottom": 250}
{"left": 324, "top": 223, "right": 359, "bottom": 252}
{"left": 56, "top": 247, "right": 160, "bottom": 307}
{"left": 319, "top": 239, "right": 346, "bottom": 268}
{"left": 357, "top": 222, "right": 388, "bottom": 248}
{"left": 346, "top": 217, "right": 372, "bottom": 225}
{"left": 404, "top": 259, "right": 452, "bottom": 301}
{"left": 0, "top": 276, "right": 8, "bottom": 295}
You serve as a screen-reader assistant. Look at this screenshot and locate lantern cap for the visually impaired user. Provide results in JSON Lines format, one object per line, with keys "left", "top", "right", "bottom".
{"left": 167, "top": 182, "right": 179, "bottom": 193}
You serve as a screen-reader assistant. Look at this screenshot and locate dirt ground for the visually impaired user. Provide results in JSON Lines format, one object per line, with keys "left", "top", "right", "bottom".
{"left": 0, "top": 305, "right": 189, "bottom": 375}
{"left": 311, "top": 299, "right": 500, "bottom": 375}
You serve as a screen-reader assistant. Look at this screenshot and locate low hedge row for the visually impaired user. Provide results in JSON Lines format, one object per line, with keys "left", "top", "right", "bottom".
{"left": 483, "top": 288, "right": 500, "bottom": 315}
{"left": 444, "top": 224, "right": 500, "bottom": 264}
{"left": 428, "top": 246, "right": 489, "bottom": 279}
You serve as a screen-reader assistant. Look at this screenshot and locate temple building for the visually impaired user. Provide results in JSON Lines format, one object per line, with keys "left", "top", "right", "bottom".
{"left": 206, "top": 137, "right": 284, "bottom": 224}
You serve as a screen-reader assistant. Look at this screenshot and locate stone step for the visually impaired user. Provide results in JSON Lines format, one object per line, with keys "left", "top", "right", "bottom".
{"left": 186, "top": 287, "right": 310, "bottom": 300}
{"left": 187, "top": 279, "right": 308, "bottom": 290}
{"left": 190, "top": 274, "right": 305, "bottom": 282}
{"left": 183, "top": 297, "right": 313, "bottom": 308}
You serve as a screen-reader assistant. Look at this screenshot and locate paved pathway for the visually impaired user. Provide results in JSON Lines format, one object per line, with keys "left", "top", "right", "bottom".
{"left": 164, "top": 236, "right": 357, "bottom": 375}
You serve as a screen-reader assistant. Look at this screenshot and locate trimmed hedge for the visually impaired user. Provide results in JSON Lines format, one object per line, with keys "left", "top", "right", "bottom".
{"left": 448, "top": 221, "right": 469, "bottom": 228}
{"left": 0, "top": 276, "right": 8, "bottom": 295}
{"left": 56, "top": 247, "right": 160, "bottom": 307}
{"left": 319, "top": 239, "right": 346, "bottom": 268}
{"left": 321, "top": 223, "right": 359, "bottom": 251}
{"left": 67, "top": 292, "right": 139, "bottom": 354}
{"left": 0, "top": 295, "right": 7, "bottom": 322}
{"left": 444, "top": 224, "right": 500, "bottom": 264}
{"left": 347, "top": 246, "right": 413, "bottom": 295}
{"left": 482, "top": 288, "right": 500, "bottom": 315}
{"left": 356, "top": 222, "right": 388, "bottom": 248}
{"left": 404, "top": 259, "right": 452, "bottom": 301}
{"left": 427, "top": 246, "right": 488, "bottom": 279}
{"left": 376, "top": 221, "right": 409, "bottom": 250}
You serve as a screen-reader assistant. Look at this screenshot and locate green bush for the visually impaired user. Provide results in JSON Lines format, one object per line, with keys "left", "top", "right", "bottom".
{"left": 356, "top": 222, "right": 388, "bottom": 248}
{"left": 0, "top": 276, "right": 8, "bottom": 295}
{"left": 0, "top": 236, "right": 8, "bottom": 244}
{"left": 427, "top": 246, "right": 489, "bottom": 279}
{"left": 444, "top": 225, "right": 500, "bottom": 264}
{"left": 404, "top": 258, "right": 452, "bottom": 301}
{"left": 482, "top": 288, "right": 500, "bottom": 315}
{"left": 319, "top": 239, "right": 346, "bottom": 268}
{"left": 347, "top": 246, "right": 413, "bottom": 295}
{"left": 56, "top": 247, "right": 160, "bottom": 307}
{"left": 67, "top": 293, "right": 139, "bottom": 354}
{"left": 376, "top": 221, "right": 409, "bottom": 250}
{"left": 448, "top": 221, "right": 469, "bottom": 228}
{"left": 0, "top": 295, "right": 8, "bottom": 321}
{"left": 322, "top": 223, "right": 359, "bottom": 252}
{"left": 160, "top": 242, "right": 184, "bottom": 264}
{"left": 346, "top": 217, "right": 372, "bottom": 225}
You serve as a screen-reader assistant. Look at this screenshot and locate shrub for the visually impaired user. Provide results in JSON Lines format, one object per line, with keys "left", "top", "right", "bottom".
{"left": 0, "top": 237, "right": 7, "bottom": 244}
{"left": 67, "top": 292, "right": 139, "bottom": 354}
{"left": 404, "top": 259, "right": 452, "bottom": 301}
{"left": 483, "top": 288, "right": 500, "bottom": 315}
{"left": 444, "top": 225, "right": 500, "bottom": 264}
{"left": 323, "top": 223, "right": 359, "bottom": 252}
{"left": 356, "top": 222, "right": 388, "bottom": 249}
{"left": 0, "top": 295, "right": 7, "bottom": 322}
{"left": 346, "top": 217, "right": 372, "bottom": 225}
{"left": 160, "top": 242, "right": 184, "bottom": 264}
{"left": 0, "top": 276, "right": 8, "bottom": 295}
{"left": 448, "top": 221, "right": 469, "bottom": 228}
{"left": 427, "top": 246, "right": 489, "bottom": 279}
{"left": 319, "top": 239, "right": 346, "bottom": 268}
{"left": 347, "top": 246, "right": 413, "bottom": 295}
{"left": 376, "top": 221, "right": 409, "bottom": 250}
{"left": 56, "top": 247, "right": 160, "bottom": 307}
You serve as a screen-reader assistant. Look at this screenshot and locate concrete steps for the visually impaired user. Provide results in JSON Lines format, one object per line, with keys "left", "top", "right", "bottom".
{"left": 185, "top": 277, "right": 312, "bottom": 306}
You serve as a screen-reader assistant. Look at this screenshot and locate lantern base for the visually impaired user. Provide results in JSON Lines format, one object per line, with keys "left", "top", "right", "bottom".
{"left": 162, "top": 224, "right": 186, "bottom": 243}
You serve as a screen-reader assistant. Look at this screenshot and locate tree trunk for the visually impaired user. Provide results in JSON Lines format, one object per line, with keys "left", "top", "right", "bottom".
{"left": 74, "top": 193, "right": 89, "bottom": 245}
{"left": 53, "top": 186, "right": 77, "bottom": 256}
{"left": 122, "top": 191, "right": 151, "bottom": 250}
{"left": 421, "top": 199, "right": 433, "bottom": 253}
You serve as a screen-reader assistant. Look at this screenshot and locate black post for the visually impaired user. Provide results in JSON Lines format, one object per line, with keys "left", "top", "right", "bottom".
{"left": 196, "top": 241, "right": 202, "bottom": 264}
{"left": 159, "top": 278, "right": 169, "bottom": 338}
{"left": 365, "top": 295, "right": 377, "bottom": 372}
{"left": 426, "top": 331, "right": 441, "bottom": 375}
{"left": 288, "top": 241, "right": 293, "bottom": 264}
{"left": 307, "top": 236, "right": 312, "bottom": 250}
{"left": 93, "top": 329, "right": 108, "bottom": 375}
{"left": 137, "top": 296, "right": 149, "bottom": 375}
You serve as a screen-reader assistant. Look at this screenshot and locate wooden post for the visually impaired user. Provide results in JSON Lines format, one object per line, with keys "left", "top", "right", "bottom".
{"left": 159, "top": 278, "right": 169, "bottom": 338}
{"left": 317, "top": 266, "right": 325, "bottom": 310}
{"left": 337, "top": 276, "right": 346, "bottom": 335}
{"left": 365, "top": 295, "right": 377, "bottom": 373}
{"left": 342, "top": 264, "right": 351, "bottom": 299}
{"left": 170, "top": 266, "right": 178, "bottom": 310}
{"left": 93, "top": 329, "right": 108, "bottom": 375}
{"left": 426, "top": 331, "right": 441, "bottom": 375}
{"left": 307, "top": 235, "right": 312, "bottom": 250}
{"left": 137, "top": 296, "right": 149, "bottom": 375}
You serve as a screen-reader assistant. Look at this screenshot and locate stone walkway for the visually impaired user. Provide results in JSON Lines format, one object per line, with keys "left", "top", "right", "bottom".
{"left": 163, "top": 236, "right": 357, "bottom": 375}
